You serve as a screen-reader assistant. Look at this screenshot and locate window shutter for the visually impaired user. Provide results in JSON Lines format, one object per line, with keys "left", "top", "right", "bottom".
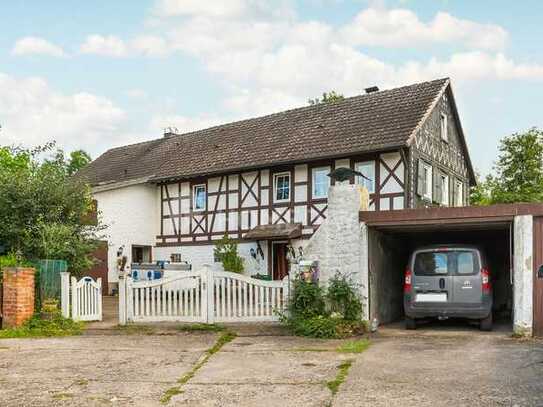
{"left": 434, "top": 170, "right": 441, "bottom": 203}
{"left": 416, "top": 160, "right": 424, "bottom": 196}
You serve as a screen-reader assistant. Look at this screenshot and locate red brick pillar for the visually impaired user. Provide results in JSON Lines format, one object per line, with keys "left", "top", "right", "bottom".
{"left": 2, "top": 267, "right": 36, "bottom": 328}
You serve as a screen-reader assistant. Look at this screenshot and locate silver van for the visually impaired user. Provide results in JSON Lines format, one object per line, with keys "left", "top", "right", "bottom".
{"left": 403, "top": 245, "right": 493, "bottom": 330}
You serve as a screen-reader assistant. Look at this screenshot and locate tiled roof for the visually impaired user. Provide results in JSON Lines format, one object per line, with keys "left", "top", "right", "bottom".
{"left": 78, "top": 78, "right": 450, "bottom": 186}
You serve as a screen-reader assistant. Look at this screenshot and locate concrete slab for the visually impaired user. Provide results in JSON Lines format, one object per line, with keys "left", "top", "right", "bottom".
{"left": 0, "top": 333, "right": 217, "bottom": 406}
{"left": 172, "top": 384, "right": 330, "bottom": 406}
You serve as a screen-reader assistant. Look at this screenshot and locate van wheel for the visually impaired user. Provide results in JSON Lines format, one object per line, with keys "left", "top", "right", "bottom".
{"left": 480, "top": 313, "right": 493, "bottom": 331}
{"left": 405, "top": 317, "right": 417, "bottom": 330}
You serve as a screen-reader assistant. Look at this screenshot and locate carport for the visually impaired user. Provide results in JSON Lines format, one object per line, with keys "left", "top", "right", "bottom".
{"left": 359, "top": 204, "right": 543, "bottom": 336}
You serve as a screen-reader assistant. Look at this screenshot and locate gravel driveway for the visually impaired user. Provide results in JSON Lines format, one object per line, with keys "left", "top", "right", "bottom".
{"left": 1, "top": 324, "right": 542, "bottom": 406}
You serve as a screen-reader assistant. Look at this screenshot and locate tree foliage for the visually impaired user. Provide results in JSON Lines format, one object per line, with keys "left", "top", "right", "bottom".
{"left": 308, "top": 90, "right": 345, "bottom": 105}
{"left": 471, "top": 128, "right": 543, "bottom": 205}
{"left": 213, "top": 235, "right": 244, "bottom": 274}
{"left": 0, "top": 143, "right": 101, "bottom": 275}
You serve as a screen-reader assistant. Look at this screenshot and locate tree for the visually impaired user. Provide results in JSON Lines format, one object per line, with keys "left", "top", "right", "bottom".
{"left": 0, "top": 143, "right": 103, "bottom": 275}
{"left": 308, "top": 90, "right": 345, "bottom": 106}
{"left": 470, "top": 128, "right": 543, "bottom": 205}
{"left": 213, "top": 235, "right": 244, "bottom": 274}
{"left": 66, "top": 150, "right": 91, "bottom": 175}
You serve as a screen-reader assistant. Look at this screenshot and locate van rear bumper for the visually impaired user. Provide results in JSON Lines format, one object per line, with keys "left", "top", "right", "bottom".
{"left": 404, "top": 300, "right": 492, "bottom": 320}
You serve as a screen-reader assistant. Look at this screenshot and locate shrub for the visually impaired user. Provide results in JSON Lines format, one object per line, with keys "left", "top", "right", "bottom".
{"left": 280, "top": 274, "right": 366, "bottom": 339}
{"left": 0, "top": 313, "right": 83, "bottom": 339}
{"left": 326, "top": 273, "right": 363, "bottom": 321}
{"left": 289, "top": 280, "right": 326, "bottom": 319}
{"left": 213, "top": 235, "right": 244, "bottom": 274}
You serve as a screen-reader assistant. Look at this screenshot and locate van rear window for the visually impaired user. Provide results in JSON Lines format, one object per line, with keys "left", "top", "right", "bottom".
{"left": 414, "top": 250, "right": 479, "bottom": 276}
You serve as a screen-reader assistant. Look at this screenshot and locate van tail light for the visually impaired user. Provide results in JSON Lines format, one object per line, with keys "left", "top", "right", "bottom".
{"left": 481, "top": 267, "right": 491, "bottom": 294}
{"left": 404, "top": 268, "right": 412, "bottom": 293}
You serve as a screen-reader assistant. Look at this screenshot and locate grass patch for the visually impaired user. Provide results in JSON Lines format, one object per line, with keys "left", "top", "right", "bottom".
{"left": 337, "top": 339, "right": 370, "bottom": 354}
{"left": 161, "top": 331, "right": 237, "bottom": 404}
{"left": 0, "top": 314, "right": 83, "bottom": 339}
{"left": 327, "top": 360, "right": 353, "bottom": 395}
{"left": 175, "top": 323, "right": 225, "bottom": 333}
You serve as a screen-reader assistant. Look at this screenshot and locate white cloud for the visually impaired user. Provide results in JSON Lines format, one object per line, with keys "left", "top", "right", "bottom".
{"left": 340, "top": 8, "right": 508, "bottom": 50}
{"left": 79, "top": 34, "right": 170, "bottom": 57}
{"left": 12, "top": 37, "right": 66, "bottom": 57}
{"left": 80, "top": 35, "right": 128, "bottom": 57}
{"left": 0, "top": 72, "right": 132, "bottom": 156}
{"left": 126, "top": 88, "right": 148, "bottom": 99}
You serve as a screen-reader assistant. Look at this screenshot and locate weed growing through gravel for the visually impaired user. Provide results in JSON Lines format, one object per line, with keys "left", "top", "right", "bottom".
{"left": 337, "top": 339, "right": 370, "bottom": 354}
{"left": 327, "top": 360, "right": 354, "bottom": 395}
{"left": 175, "top": 323, "right": 226, "bottom": 333}
{"left": 160, "top": 331, "right": 237, "bottom": 404}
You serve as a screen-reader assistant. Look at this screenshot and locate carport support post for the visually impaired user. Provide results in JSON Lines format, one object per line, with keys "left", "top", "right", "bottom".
{"left": 513, "top": 215, "right": 534, "bottom": 336}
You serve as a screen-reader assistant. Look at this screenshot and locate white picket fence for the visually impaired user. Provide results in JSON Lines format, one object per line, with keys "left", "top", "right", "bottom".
{"left": 119, "top": 267, "right": 290, "bottom": 324}
{"left": 60, "top": 272, "right": 103, "bottom": 321}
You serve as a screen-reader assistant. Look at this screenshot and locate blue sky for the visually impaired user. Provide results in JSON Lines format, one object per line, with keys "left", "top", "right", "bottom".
{"left": 1, "top": 0, "right": 542, "bottom": 176}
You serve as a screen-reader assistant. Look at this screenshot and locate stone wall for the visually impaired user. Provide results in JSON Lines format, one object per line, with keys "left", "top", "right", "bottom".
{"left": 2, "top": 267, "right": 35, "bottom": 328}
{"left": 302, "top": 183, "right": 369, "bottom": 319}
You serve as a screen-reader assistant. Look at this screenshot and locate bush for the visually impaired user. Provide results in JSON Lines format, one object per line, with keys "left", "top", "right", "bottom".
{"left": 213, "top": 235, "right": 244, "bottom": 274}
{"left": 289, "top": 280, "right": 326, "bottom": 319}
{"left": 280, "top": 273, "right": 366, "bottom": 339}
{"left": 326, "top": 273, "right": 363, "bottom": 321}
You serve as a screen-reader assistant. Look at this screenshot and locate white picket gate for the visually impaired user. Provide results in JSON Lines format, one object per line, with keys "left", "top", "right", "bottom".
{"left": 60, "top": 273, "right": 102, "bottom": 321}
{"left": 119, "top": 267, "right": 290, "bottom": 324}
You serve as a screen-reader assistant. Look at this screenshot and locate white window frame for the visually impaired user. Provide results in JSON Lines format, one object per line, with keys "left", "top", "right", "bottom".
{"left": 454, "top": 179, "right": 464, "bottom": 207}
{"left": 192, "top": 184, "right": 206, "bottom": 212}
{"left": 440, "top": 113, "right": 448, "bottom": 142}
{"left": 312, "top": 166, "right": 330, "bottom": 199}
{"left": 440, "top": 174, "right": 449, "bottom": 206}
{"left": 273, "top": 172, "right": 291, "bottom": 203}
{"left": 355, "top": 161, "right": 375, "bottom": 193}
{"left": 422, "top": 161, "right": 433, "bottom": 201}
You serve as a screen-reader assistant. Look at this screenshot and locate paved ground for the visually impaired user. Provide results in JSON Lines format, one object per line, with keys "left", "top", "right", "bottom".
{"left": 1, "top": 321, "right": 542, "bottom": 406}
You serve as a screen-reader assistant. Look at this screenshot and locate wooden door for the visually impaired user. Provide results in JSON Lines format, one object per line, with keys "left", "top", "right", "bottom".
{"left": 273, "top": 243, "right": 289, "bottom": 281}
{"left": 86, "top": 241, "right": 109, "bottom": 295}
{"left": 533, "top": 217, "right": 543, "bottom": 336}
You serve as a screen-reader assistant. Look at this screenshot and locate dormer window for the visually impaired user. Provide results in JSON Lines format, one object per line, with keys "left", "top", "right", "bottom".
{"left": 440, "top": 113, "right": 448, "bottom": 142}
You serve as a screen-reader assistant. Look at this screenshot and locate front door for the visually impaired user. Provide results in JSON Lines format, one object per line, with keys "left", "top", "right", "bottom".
{"left": 272, "top": 242, "right": 289, "bottom": 280}
{"left": 86, "top": 241, "right": 109, "bottom": 295}
{"left": 533, "top": 217, "right": 543, "bottom": 336}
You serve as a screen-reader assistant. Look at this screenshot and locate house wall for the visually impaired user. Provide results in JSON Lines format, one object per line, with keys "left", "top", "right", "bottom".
{"left": 513, "top": 215, "right": 533, "bottom": 336}
{"left": 93, "top": 184, "right": 158, "bottom": 288}
{"left": 157, "top": 151, "right": 407, "bottom": 246}
{"left": 409, "top": 88, "right": 470, "bottom": 208}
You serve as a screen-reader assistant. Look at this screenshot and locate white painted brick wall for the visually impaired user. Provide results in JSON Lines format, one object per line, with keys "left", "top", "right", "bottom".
{"left": 93, "top": 184, "right": 158, "bottom": 286}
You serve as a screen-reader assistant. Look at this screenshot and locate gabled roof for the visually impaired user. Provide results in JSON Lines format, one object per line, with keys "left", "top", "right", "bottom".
{"left": 78, "top": 78, "right": 473, "bottom": 186}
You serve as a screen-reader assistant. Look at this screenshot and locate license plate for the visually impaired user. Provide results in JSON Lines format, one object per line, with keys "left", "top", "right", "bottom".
{"left": 416, "top": 293, "right": 447, "bottom": 302}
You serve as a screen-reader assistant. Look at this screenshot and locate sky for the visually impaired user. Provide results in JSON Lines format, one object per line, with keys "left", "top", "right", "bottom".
{"left": 1, "top": 0, "right": 542, "bottom": 176}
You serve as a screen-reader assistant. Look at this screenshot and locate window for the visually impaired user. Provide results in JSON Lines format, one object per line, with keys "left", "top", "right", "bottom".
{"left": 457, "top": 251, "right": 477, "bottom": 275}
{"left": 440, "top": 113, "right": 448, "bottom": 141}
{"left": 415, "top": 250, "right": 479, "bottom": 276}
{"left": 414, "top": 252, "right": 449, "bottom": 275}
{"left": 454, "top": 179, "right": 464, "bottom": 207}
{"left": 312, "top": 167, "right": 330, "bottom": 198}
{"left": 193, "top": 184, "right": 206, "bottom": 211}
{"left": 273, "top": 172, "right": 291, "bottom": 202}
{"left": 417, "top": 160, "right": 433, "bottom": 201}
{"left": 440, "top": 174, "right": 449, "bottom": 206}
{"left": 355, "top": 161, "right": 375, "bottom": 193}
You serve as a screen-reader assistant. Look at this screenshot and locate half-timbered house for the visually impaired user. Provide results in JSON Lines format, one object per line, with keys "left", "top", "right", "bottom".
{"left": 78, "top": 78, "right": 475, "bottom": 293}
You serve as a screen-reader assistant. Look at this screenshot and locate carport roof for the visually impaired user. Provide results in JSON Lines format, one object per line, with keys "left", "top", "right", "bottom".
{"left": 360, "top": 203, "right": 543, "bottom": 230}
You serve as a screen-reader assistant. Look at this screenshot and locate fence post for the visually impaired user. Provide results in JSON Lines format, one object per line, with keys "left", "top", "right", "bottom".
{"left": 60, "top": 272, "right": 70, "bottom": 318}
{"left": 125, "top": 275, "right": 133, "bottom": 323}
{"left": 204, "top": 264, "right": 214, "bottom": 324}
{"left": 282, "top": 275, "right": 290, "bottom": 313}
{"left": 118, "top": 273, "right": 127, "bottom": 325}
{"left": 97, "top": 278, "right": 103, "bottom": 321}
{"left": 71, "top": 276, "right": 78, "bottom": 321}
